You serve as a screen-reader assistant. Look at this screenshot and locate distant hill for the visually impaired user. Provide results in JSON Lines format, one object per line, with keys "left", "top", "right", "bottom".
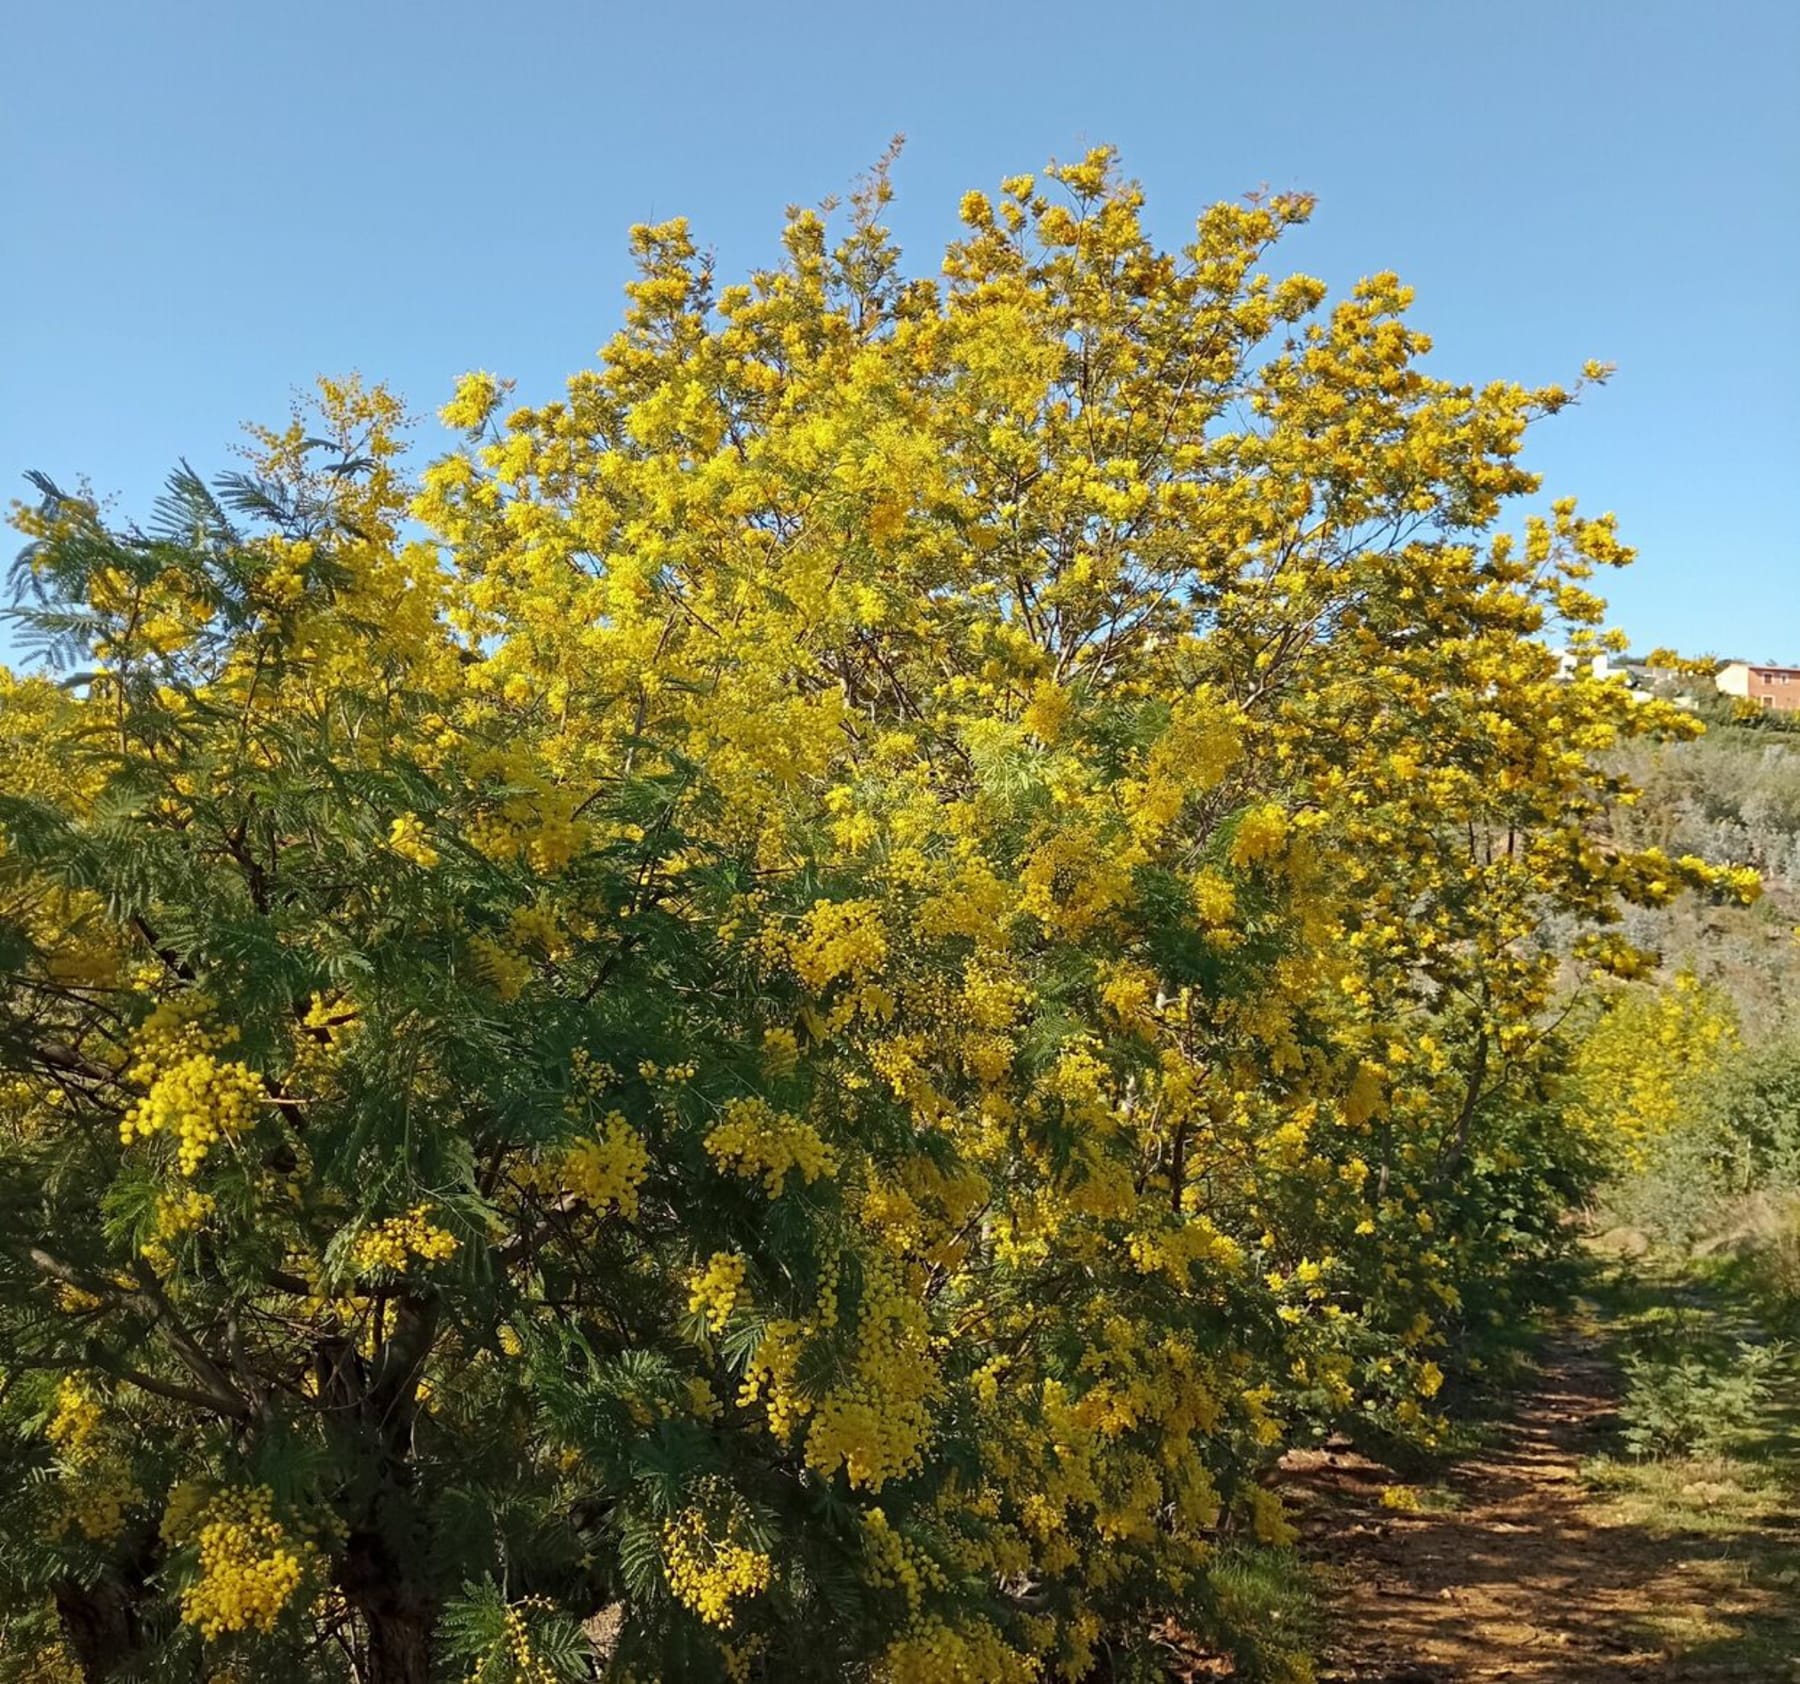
{"left": 1600, "top": 697, "right": 1800, "bottom": 1029}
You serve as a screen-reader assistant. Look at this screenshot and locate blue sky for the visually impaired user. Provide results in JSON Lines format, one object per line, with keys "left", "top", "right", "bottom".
{"left": 3, "top": 0, "right": 1794, "bottom": 662}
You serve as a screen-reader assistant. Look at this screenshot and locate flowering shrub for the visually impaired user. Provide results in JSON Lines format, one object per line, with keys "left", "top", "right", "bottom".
{"left": 0, "top": 151, "right": 1753, "bottom": 1683}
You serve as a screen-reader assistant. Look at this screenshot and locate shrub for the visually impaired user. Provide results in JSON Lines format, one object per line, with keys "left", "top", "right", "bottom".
{"left": 1617, "top": 1339, "right": 1783, "bottom": 1460}
{"left": 0, "top": 151, "right": 1731, "bottom": 1682}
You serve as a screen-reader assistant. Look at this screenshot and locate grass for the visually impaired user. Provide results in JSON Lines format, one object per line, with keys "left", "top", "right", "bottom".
{"left": 1577, "top": 1253, "right": 1800, "bottom": 1676}
{"left": 1202, "top": 1544, "right": 1324, "bottom": 1683}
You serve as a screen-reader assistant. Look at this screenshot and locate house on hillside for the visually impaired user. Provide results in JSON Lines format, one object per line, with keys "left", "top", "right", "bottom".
{"left": 1550, "top": 650, "right": 1690, "bottom": 705}
{"left": 1716, "top": 660, "right": 1800, "bottom": 713}
{"left": 1554, "top": 649, "right": 1624, "bottom": 683}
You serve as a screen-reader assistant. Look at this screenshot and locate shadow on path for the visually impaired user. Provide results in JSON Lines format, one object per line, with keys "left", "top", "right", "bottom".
{"left": 1281, "top": 1304, "right": 1798, "bottom": 1683}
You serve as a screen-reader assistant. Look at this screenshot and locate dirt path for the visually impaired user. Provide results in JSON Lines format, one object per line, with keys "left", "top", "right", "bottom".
{"left": 1283, "top": 1320, "right": 1797, "bottom": 1682}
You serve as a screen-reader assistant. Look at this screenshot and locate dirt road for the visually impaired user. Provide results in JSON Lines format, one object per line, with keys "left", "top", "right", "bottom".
{"left": 1284, "top": 1322, "right": 1798, "bottom": 1682}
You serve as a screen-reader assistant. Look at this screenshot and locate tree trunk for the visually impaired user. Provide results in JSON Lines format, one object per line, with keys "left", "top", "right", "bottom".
{"left": 54, "top": 1568, "right": 150, "bottom": 1682}
{"left": 361, "top": 1585, "right": 437, "bottom": 1684}
{"left": 318, "top": 1301, "right": 442, "bottom": 1684}
{"left": 342, "top": 1514, "right": 438, "bottom": 1684}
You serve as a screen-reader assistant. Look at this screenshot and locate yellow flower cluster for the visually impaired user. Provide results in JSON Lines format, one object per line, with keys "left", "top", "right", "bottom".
{"left": 662, "top": 1491, "right": 773, "bottom": 1627}
{"left": 252, "top": 535, "right": 312, "bottom": 610}
{"left": 558, "top": 1111, "right": 649, "bottom": 1216}
{"left": 1190, "top": 867, "right": 1237, "bottom": 927}
{"left": 46, "top": 1373, "right": 103, "bottom": 1458}
{"left": 67, "top": 1461, "right": 140, "bottom": 1542}
{"left": 8, "top": 1637, "right": 80, "bottom": 1684}
{"left": 786, "top": 898, "right": 889, "bottom": 992}
{"left": 874, "top": 1615, "right": 1036, "bottom": 1684}
{"left": 803, "top": 1259, "right": 939, "bottom": 1491}
{"left": 1126, "top": 1214, "right": 1245, "bottom": 1287}
{"left": 140, "top": 1184, "right": 218, "bottom": 1272}
{"left": 120, "top": 1033, "right": 262, "bottom": 1177}
{"left": 508, "top": 902, "right": 567, "bottom": 957}
{"left": 462, "top": 754, "right": 589, "bottom": 875}
{"left": 387, "top": 812, "right": 439, "bottom": 868}
{"left": 349, "top": 1205, "right": 459, "bottom": 1274}
{"left": 440, "top": 368, "right": 507, "bottom": 432}
{"left": 567, "top": 1044, "right": 619, "bottom": 1098}
{"left": 704, "top": 1097, "right": 836, "bottom": 1197}
{"left": 474, "top": 1597, "right": 564, "bottom": 1684}
{"left": 160, "top": 1478, "right": 210, "bottom": 1546}
{"left": 44, "top": 1375, "right": 140, "bottom": 1540}
{"left": 1228, "top": 801, "right": 1290, "bottom": 867}
{"left": 761, "top": 1024, "right": 800, "bottom": 1076}
{"left": 470, "top": 933, "right": 533, "bottom": 1001}
{"left": 861, "top": 1507, "right": 946, "bottom": 1615}
{"left": 285, "top": 991, "right": 359, "bottom": 1099}
{"left": 737, "top": 1315, "right": 810, "bottom": 1442}
{"left": 1246, "top": 1484, "right": 1297, "bottom": 1546}
{"left": 741, "top": 1253, "right": 938, "bottom": 1492}
{"left": 686, "top": 1251, "right": 747, "bottom": 1333}
{"left": 122, "top": 995, "right": 219, "bottom": 1068}
{"left": 178, "top": 1487, "right": 306, "bottom": 1639}
{"left": 858, "top": 1156, "right": 991, "bottom": 1271}
{"left": 151, "top": 1186, "right": 215, "bottom": 1243}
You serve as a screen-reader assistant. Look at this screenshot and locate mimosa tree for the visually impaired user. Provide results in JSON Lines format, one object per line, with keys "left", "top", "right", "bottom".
{"left": 0, "top": 150, "right": 1751, "bottom": 1683}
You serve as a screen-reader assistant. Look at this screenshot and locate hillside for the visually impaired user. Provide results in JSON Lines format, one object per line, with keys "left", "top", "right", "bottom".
{"left": 1601, "top": 698, "right": 1800, "bottom": 1028}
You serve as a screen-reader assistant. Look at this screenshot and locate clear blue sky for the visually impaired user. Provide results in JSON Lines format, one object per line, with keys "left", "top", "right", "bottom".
{"left": 3, "top": 0, "right": 1794, "bottom": 662}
